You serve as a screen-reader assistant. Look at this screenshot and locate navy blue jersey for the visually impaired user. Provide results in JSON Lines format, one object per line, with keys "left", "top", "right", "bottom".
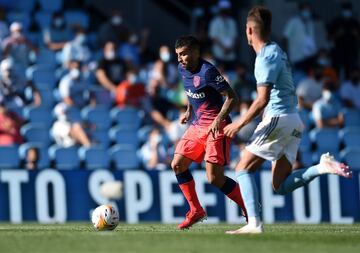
{"left": 179, "top": 59, "right": 231, "bottom": 126}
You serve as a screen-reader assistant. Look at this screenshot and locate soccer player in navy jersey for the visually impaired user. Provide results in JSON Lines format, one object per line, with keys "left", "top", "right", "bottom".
{"left": 223, "top": 6, "right": 352, "bottom": 234}
{"left": 173, "top": 35, "right": 247, "bottom": 229}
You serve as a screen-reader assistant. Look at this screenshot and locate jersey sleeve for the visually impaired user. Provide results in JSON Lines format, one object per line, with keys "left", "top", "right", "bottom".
{"left": 204, "top": 67, "right": 230, "bottom": 92}
{"left": 255, "top": 55, "right": 280, "bottom": 87}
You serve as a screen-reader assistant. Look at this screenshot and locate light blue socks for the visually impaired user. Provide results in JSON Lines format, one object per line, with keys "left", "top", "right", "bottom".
{"left": 236, "top": 170, "right": 260, "bottom": 218}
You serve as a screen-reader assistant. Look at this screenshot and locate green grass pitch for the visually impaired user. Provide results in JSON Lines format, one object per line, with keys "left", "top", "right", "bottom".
{"left": 0, "top": 223, "right": 359, "bottom": 253}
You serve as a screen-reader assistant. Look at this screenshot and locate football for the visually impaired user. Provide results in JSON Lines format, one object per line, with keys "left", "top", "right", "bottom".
{"left": 91, "top": 204, "right": 119, "bottom": 231}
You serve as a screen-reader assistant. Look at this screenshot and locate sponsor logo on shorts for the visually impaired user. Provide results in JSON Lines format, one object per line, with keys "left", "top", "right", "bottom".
{"left": 185, "top": 89, "right": 205, "bottom": 99}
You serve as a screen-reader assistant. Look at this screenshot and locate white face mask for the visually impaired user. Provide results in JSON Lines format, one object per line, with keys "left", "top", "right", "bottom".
{"left": 75, "top": 34, "right": 86, "bottom": 44}
{"left": 105, "top": 50, "right": 115, "bottom": 60}
{"left": 70, "top": 68, "right": 80, "bottom": 79}
{"left": 160, "top": 52, "right": 170, "bottom": 62}
{"left": 128, "top": 74, "right": 137, "bottom": 84}
{"left": 111, "top": 16, "right": 123, "bottom": 25}
{"left": 322, "top": 90, "right": 332, "bottom": 101}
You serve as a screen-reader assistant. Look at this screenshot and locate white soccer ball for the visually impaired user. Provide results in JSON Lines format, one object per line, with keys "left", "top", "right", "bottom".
{"left": 91, "top": 204, "right": 119, "bottom": 231}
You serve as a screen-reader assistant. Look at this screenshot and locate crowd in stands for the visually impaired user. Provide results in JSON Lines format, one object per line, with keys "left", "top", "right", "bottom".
{"left": 0, "top": 0, "right": 359, "bottom": 171}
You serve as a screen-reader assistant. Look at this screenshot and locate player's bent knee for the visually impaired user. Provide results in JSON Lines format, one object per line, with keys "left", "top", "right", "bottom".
{"left": 273, "top": 184, "right": 286, "bottom": 195}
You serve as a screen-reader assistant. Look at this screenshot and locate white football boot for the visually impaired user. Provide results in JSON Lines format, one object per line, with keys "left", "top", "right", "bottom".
{"left": 317, "top": 152, "right": 352, "bottom": 178}
{"left": 226, "top": 223, "right": 264, "bottom": 234}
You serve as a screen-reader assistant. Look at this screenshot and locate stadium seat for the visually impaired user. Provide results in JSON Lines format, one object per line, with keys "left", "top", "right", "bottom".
{"left": 23, "top": 106, "right": 54, "bottom": 127}
{"left": 35, "top": 49, "right": 58, "bottom": 69}
{"left": 89, "top": 129, "right": 111, "bottom": 147}
{"left": 298, "top": 109, "right": 312, "bottom": 130}
{"left": 310, "top": 128, "right": 340, "bottom": 154}
{"left": 81, "top": 106, "right": 112, "bottom": 130}
{"left": 13, "top": 0, "right": 36, "bottom": 12}
{"left": 64, "top": 10, "right": 89, "bottom": 29}
{"left": 299, "top": 131, "right": 312, "bottom": 152}
{"left": 343, "top": 109, "right": 360, "bottom": 127}
{"left": 34, "top": 11, "right": 52, "bottom": 30}
{"left": 78, "top": 146, "right": 110, "bottom": 169}
{"left": 48, "top": 145, "right": 80, "bottom": 170}
{"left": 38, "top": 0, "right": 63, "bottom": 12}
{"left": 299, "top": 150, "right": 314, "bottom": 167}
{"left": 7, "top": 11, "right": 31, "bottom": 30}
{"left": 88, "top": 85, "right": 114, "bottom": 108}
{"left": 340, "top": 148, "right": 360, "bottom": 171}
{"left": 18, "top": 143, "right": 50, "bottom": 169}
{"left": 110, "top": 107, "right": 143, "bottom": 128}
{"left": 109, "top": 144, "right": 139, "bottom": 170}
{"left": 339, "top": 127, "right": 360, "bottom": 149}
{"left": 39, "top": 90, "right": 56, "bottom": 108}
{"left": 0, "top": 146, "right": 20, "bottom": 169}
{"left": 109, "top": 126, "right": 140, "bottom": 148}
{"left": 20, "top": 123, "right": 51, "bottom": 145}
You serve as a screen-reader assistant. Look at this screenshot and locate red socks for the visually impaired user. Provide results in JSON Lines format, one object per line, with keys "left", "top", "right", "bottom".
{"left": 179, "top": 179, "right": 202, "bottom": 212}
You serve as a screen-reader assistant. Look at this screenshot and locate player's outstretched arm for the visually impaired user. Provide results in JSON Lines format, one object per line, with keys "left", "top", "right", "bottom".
{"left": 224, "top": 85, "right": 271, "bottom": 138}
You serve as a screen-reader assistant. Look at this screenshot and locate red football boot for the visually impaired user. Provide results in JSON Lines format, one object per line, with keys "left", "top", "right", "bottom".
{"left": 178, "top": 209, "right": 207, "bottom": 230}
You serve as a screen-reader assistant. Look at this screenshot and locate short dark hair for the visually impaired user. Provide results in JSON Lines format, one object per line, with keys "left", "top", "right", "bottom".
{"left": 247, "top": 6, "right": 272, "bottom": 41}
{"left": 175, "top": 35, "right": 200, "bottom": 52}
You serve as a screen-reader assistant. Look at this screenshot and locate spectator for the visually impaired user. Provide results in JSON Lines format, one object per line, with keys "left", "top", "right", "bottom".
{"left": 139, "top": 127, "right": 170, "bottom": 170}
{"left": 296, "top": 64, "right": 324, "bottom": 110}
{"left": 312, "top": 79, "right": 344, "bottom": 129}
{"left": 97, "top": 10, "right": 130, "bottom": 47}
{"left": 2, "top": 22, "right": 38, "bottom": 69}
{"left": 340, "top": 67, "right": 360, "bottom": 110}
{"left": 115, "top": 68, "right": 146, "bottom": 108}
{"left": 208, "top": 0, "right": 238, "bottom": 70}
{"left": 148, "top": 45, "right": 178, "bottom": 95}
{"left": 62, "top": 25, "right": 91, "bottom": 68}
{"left": 23, "top": 147, "right": 39, "bottom": 170}
{"left": 0, "top": 8, "right": 9, "bottom": 45}
{"left": 52, "top": 102, "right": 92, "bottom": 148}
{"left": 118, "top": 32, "right": 141, "bottom": 67}
{"left": 43, "top": 12, "right": 73, "bottom": 51}
{"left": 283, "top": 2, "right": 317, "bottom": 72}
{"left": 327, "top": 1, "right": 360, "bottom": 79}
{"left": 231, "top": 63, "right": 255, "bottom": 103}
{"left": 0, "top": 58, "right": 41, "bottom": 110}
{"left": 0, "top": 103, "right": 23, "bottom": 146}
{"left": 96, "top": 41, "right": 127, "bottom": 93}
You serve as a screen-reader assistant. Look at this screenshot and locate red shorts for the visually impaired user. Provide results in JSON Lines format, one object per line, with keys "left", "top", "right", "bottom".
{"left": 174, "top": 124, "right": 231, "bottom": 165}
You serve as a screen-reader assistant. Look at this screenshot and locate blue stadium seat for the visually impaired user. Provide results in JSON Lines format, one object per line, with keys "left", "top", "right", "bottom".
{"left": 89, "top": 129, "right": 111, "bottom": 147}
{"left": 300, "top": 150, "right": 314, "bottom": 167}
{"left": 23, "top": 106, "right": 54, "bottom": 127}
{"left": 340, "top": 127, "right": 360, "bottom": 149}
{"left": 343, "top": 109, "right": 360, "bottom": 127}
{"left": 48, "top": 145, "right": 80, "bottom": 170}
{"left": 110, "top": 107, "right": 142, "bottom": 128}
{"left": 310, "top": 128, "right": 340, "bottom": 154}
{"left": 64, "top": 10, "right": 89, "bottom": 29}
{"left": 109, "top": 126, "right": 140, "bottom": 148}
{"left": 13, "top": 0, "right": 36, "bottom": 12}
{"left": 81, "top": 106, "right": 112, "bottom": 130}
{"left": 299, "top": 131, "right": 311, "bottom": 152}
{"left": 78, "top": 146, "right": 110, "bottom": 169}
{"left": 35, "top": 49, "right": 58, "bottom": 69}
{"left": 38, "top": 0, "right": 63, "bottom": 12}
{"left": 340, "top": 148, "right": 360, "bottom": 171}
{"left": 19, "top": 143, "right": 50, "bottom": 169}
{"left": 20, "top": 123, "right": 51, "bottom": 145}
{"left": 298, "top": 109, "right": 312, "bottom": 131}
{"left": 88, "top": 85, "right": 114, "bottom": 108}
{"left": 109, "top": 144, "right": 139, "bottom": 170}
{"left": 39, "top": 90, "right": 56, "bottom": 108}
{"left": 34, "top": 11, "right": 52, "bottom": 30}
{"left": 0, "top": 146, "right": 20, "bottom": 169}
{"left": 7, "top": 11, "right": 31, "bottom": 30}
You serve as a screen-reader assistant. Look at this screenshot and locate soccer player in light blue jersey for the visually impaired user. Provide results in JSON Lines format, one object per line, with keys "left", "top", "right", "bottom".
{"left": 223, "top": 6, "right": 352, "bottom": 234}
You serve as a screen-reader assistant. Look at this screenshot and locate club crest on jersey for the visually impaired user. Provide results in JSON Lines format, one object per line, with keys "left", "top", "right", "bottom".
{"left": 215, "top": 75, "right": 225, "bottom": 84}
{"left": 193, "top": 76, "right": 201, "bottom": 87}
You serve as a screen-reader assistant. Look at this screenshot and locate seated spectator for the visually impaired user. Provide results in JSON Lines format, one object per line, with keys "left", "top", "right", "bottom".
{"left": 0, "top": 103, "right": 23, "bottom": 146}
{"left": 23, "top": 147, "right": 39, "bottom": 170}
{"left": 43, "top": 12, "right": 73, "bottom": 51}
{"left": 118, "top": 32, "right": 141, "bottom": 68}
{"left": 52, "top": 102, "right": 91, "bottom": 148}
{"left": 296, "top": 64, "right": 324, "bottom": 110}
{"left": 312, "top": 79, "right": 344, "bottom": 128}
{"left": 115, "top": 68, "right": 146, "bottom": 108}
{"left": 0, "top": 58, "right": 41, "bottom": 110}
{"left": 139, "top": 127, "right": 170, "bottom": 170}
{"left": 0, "top": 8, "right": 9, "bottom": 44}
{"left": 62, "top": 25, "right": 91, "bottom": 68}
{"left": 340, "top": 67, "right": 360, "bottom": 110}
{"left": 96, "top": 41, "right": 127, "bottom": 93}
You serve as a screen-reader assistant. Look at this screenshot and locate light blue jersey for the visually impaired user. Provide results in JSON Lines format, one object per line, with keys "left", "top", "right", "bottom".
{"left": 254, "top": 42, "right": 297, "bottom": 117}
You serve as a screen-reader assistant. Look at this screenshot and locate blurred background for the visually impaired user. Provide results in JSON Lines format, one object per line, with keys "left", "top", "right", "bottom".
{"left": 0, "top": 0, "right": 359, "bottom": 224}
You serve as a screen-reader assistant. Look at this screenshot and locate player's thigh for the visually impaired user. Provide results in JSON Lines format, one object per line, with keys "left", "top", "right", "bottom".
{"left": 235, "top": 149, "right": 265, "bottom": 173}
{"left": 272, "top": 155, "right": 293, "bottom": 190}
{"left": 205, "top": 162, "right": 225, "bottom": 186}
{"left": 171, "top": 154, "right": 193, "bottom": 174}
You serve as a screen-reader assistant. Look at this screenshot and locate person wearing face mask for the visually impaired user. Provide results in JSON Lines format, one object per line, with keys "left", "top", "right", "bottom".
{"left": 328, "top": 1, "right": 360, "bottom": 79}
{"left": 97, "top": 10, "right": 130, "bottom": 47}
{"left": 208, "top": 0, "right": 238, "bottom": 70}
{"left": 340, "top": 67, "right": 360, "bottom": 110}
{"left": 43, "top": 12, "right": 72, "bottom": 51}
{"left": 2, "top": 22, "right": 38, "bottom": 69}
{"left": 96, "top": 41, "right": 127, "bottom": 93}
{"left": 62, "top": 25, "right": 91, "bottom": 68}
{"left": 312, "top": 79, "right": 344, "bottom": 129}
{"left": 296, "top": 64, "right": 324, "bottom": 110}
{"left": 283, "top": 2, "right": 318, "bottom": 72}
